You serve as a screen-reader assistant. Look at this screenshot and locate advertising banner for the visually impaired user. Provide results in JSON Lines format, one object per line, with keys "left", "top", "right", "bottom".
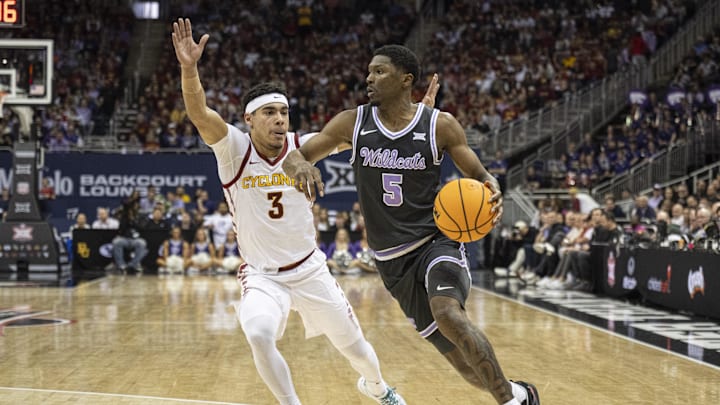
{"left": 636, "top": 249, "right": 720, "bottom": 320}
{"left": 595, "top": 244, "right": 640, "bottom": 298}
{"left": 72, "top": 228, "right": 178, "bottom": 275}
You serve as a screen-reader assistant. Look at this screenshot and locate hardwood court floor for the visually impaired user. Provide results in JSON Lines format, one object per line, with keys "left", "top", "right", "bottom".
{"left": 0, "top": 273, "right": 718, "bottom": 404}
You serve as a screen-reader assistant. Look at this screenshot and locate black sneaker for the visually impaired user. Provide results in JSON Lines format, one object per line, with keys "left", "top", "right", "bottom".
{"left": 511, "top": 380, "right": 540, "bottom": 405}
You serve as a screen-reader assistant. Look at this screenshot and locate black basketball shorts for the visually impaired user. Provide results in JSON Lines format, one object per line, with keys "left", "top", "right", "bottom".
{"left": 375, "top": 232, "right": 471, "bottom": 353}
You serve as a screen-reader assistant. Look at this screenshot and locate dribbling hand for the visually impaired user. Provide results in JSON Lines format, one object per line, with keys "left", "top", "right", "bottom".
{"left": 171, "top": 18, "right": 209, "bottom": 68}
{"left": 484, "top": 181, "right": 504, "bottom": 226}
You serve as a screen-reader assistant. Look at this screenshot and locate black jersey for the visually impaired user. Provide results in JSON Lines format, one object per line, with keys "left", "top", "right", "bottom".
{"left": 350, "top": 103, "right": 442, "bottom": 252}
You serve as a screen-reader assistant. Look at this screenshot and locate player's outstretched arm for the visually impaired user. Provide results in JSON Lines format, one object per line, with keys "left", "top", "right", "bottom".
{"left": 172, "top": 18, "right": 227, "bottom": 145}
{"left": 438, "top": 112, "right": 504, "bottom": 225}
{"left": 283, "top": 109, "right": 356, "bottom": 201}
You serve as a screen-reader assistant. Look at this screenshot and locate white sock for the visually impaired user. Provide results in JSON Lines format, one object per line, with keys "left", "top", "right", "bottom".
{"left": 511, "top": 381, "right": 528, "bottom": 402}
{"left": 502, "top": 399, "right": 521, "bottom": 405}
{"left": 364, "top": 380, "right": 386, "bottom": 397}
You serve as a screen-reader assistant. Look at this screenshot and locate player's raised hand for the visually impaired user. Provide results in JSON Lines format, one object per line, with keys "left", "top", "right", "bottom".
{"left": 421, "top": 73, "right": 440, "bottom": 108}
{"left": 171, "top": 18, "right": 209, "bottom": 68}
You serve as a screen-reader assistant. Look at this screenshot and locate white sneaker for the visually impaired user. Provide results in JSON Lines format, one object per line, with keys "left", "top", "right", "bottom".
{"left": 494, "top": 267, "right": 510, "bottom": 277}
{"left": 357, "top": 377, "right": 406, "bottom": 405}
{"left": 537, "top": 277, "right": 552, "bottom": 288}
{"left": 522, "top": 272, "right": 538, "bottom": 284}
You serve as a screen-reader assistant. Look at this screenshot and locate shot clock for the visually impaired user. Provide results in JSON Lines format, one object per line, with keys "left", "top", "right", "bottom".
{"left": 0, "top": 0, "right": 24, "bottom": 28}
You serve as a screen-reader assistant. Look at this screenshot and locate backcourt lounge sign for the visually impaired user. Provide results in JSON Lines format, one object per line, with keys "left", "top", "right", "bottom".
{"left": 0, "top": 151, "right": 218, "bottom": 199}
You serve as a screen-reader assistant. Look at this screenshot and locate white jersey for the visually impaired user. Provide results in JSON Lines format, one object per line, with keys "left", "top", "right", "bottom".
{"left": 209, "top": 124, "right": 319, "bottom": 273}
{"left": 203, "top": 212, "right": 234, "bottom": 247}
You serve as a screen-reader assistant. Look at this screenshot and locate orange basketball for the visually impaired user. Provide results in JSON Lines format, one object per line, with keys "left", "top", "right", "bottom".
{"left": 433, "top": 178, "right": 495, "bottom": 243}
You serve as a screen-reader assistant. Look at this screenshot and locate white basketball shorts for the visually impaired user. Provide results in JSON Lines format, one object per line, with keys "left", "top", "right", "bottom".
{"left": 235, "top": 249, "right": 363, "bottom": 348}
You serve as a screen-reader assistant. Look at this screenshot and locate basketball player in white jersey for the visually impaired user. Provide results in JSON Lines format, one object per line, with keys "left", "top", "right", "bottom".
{"left": 172, "top": 18, "right": 439, "bottom": 405}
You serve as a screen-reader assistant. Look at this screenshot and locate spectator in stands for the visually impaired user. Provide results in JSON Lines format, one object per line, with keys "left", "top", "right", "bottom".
{"left": 140, "top": 186, "right": 160, "bottom": 215}
{"left": 64, "top": 122, "right": 83, "bottom": 147}
{"left": 46, "top": 128, "right": 71, "bottom": 152}
{"left": 494, "top": 220, "right": 537, "bottom": 278}
{"left": 690, "top": 207, "right": 716, "bottom": 241}
{"left": 180, "top": 124, "right": 197, "bottom": 149}
{"left": 540, "top": 209, "right": 614, "bottom": 291}
{"left": 676, "top": 183, "right": 690, "bottom": 206}
{"left": 316, "top": 207, "right": 331, "bottom": 232}
{"left": 160, "top": 122, "right": 181, "bottom": 148}
{"left": 175, "top": 186, "right": 192, "bottom": 204}
{"left": 350, "top": 229, "right": 377, "bottom": 273}
{"left": 604, "top": 195, "right": 626, "bottom": 220}
{"left": 567, "top": 187, "right": 581, "bottom": 212}
{"left": 185, "top": 228, "right": 215, "bottom": 273}
{"left": 215, "top": 230, "right": 243, "bottom": 274}
{"left": 525, "top": 166, "right": 542, "bottom": 190}
{"left": 686, "top": 195, "right": 700, "bottom": 210}
{"left": 706, "top": 183, "right": 719, "bottom": 204}
{"left": 664, "top": 186, "right": 676, "bottom": 205}
{"left": 176, "top": 211, "right": 196, "bottom": 232}
{"left": 326, "top": 228, "right": 360, "bottom": 275}
{"left": 348, "top": 201, "right": 364, "bottom": 232}
{"left": 670, "top": 203, "right": 689, "bottom": 233}
{"left": 166, "top": 191, "right": 185, "bottom": 215}
{"left": 194, "top": 189, "right": 216, "bottom": 215}
{"left": 68, "top": 213, "right": 90, "bottom": 234}
{"left": 648, "top": 183, "right": 664, "bottom": 209}
{"left": 112, "top": 193, "right": 148, "bottom": 274}
{"left": 92, "top": 207, "right": 119, "bottom": 229}
{"left": 143, "top": 207, "right": 170, "bottom": 231}
{"left": 631, "top": 195, "right": 657, "bottom": 222}
{"left": 38, "top": 177, "right": 56, "bottom": 218}
{"left": 144, "top": 130, "right": 161, "bottom": 152}
{"left": 523, "top": 211, "right": 582, "bottom": 285}
{"left": 487, "top": 150, "right": 508, "bottom": 190}
{"left": 203, "top": 201, "right": 233, "bottom": 248}
{"left": 329, "top": 211, "right": 350, "bottom": 234}
{"left": 695, "top": 179, "right": 708, "bottom": 199}
{"left": 157, "top": 226, "right": 189, "bottom": 274}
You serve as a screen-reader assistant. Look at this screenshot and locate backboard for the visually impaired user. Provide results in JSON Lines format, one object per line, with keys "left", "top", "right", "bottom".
{"left": 0, "top": 39, "right": 52, "bottom": 105}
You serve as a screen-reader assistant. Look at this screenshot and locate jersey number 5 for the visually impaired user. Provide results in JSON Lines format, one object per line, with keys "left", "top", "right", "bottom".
{"left": 382, "top": 173, "right": 403, "bottom": 207}
{"left": 267, "top": 192, "right": 284, "bottom": 218}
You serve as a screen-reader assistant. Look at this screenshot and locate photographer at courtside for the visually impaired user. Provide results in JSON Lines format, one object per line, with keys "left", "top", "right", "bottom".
{"left": 494, "top": 220, "right": 538, "bottom": 277}
{"left": 112, "top": 191, "right": 148, "bottom": 274}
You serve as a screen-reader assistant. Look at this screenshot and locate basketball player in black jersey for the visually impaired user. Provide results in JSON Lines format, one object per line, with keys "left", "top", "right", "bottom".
{"left": 284, "top": 45, "right": 540, "bottom": 405}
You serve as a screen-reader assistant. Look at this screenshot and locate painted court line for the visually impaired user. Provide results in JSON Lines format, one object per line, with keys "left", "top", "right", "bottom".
{"left": 0, "top": 311, "right": 51, "bottom": 327}
{"left": 0, "top": 387, "right": 251, "bottom": 405}
{"left": 471, "top": 285, "right": 720, "bottom": 372}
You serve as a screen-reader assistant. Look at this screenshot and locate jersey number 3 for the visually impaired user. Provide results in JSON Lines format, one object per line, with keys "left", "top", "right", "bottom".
{"left": 267, "top": 192, "right": 284, "bottom": 218}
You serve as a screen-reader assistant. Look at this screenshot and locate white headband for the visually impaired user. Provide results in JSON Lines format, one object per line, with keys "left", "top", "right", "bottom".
{"left": 244, "top": 93, "right": 289, "bottom": 114}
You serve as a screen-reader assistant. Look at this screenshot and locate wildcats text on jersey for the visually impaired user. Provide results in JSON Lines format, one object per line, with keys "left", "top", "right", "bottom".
{"left": 358, "top": 147, "right": 426, "bottom": 170}
{"left": 241, "top": 173, "right": 296, "bottom": 189}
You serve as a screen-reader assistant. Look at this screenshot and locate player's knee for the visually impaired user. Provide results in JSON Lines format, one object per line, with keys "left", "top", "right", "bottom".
{"left": 430, "top": 296, "right": 465, "bottom": 331}
{"left": 336, "top": 337, "right": 372, "bottom": 364}
{"left": 242, "top": 319, "right": 277, "bottom": 350}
